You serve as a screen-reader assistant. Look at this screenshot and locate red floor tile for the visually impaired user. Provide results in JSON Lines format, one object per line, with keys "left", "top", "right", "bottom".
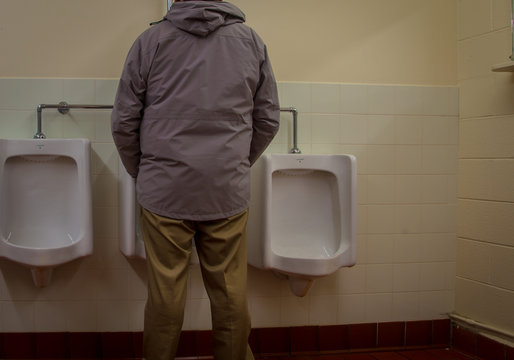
{"left": 398, "top": 350, "right": 436, "bottom": 360}
{"left": 427, "top": 349, "right": 474, "bottom": 359}
{"left": 313, "top": 355, "right": 346, "bottom": 360}
{"left": 369, "top": 351, "right": 408, "bottom": 359}
{"left": 343, "top": 354, "right": 377, "bottom": 360}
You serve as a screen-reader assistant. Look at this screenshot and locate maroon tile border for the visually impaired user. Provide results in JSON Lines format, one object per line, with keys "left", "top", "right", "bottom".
{"left": 290, "top": 326, "right": 319, "bottom": 354}
{"left": 318, "top": 324, "right": 349, "bottom": 352}
{"left": 405, "top": 320, "right": 432, "bottom": 347}
{"left": 348, "top": 323, "right": 377, "bottom": 350}
{"left": 258, "top": 327, "right": 290, "bottom": 355}
{"left": 377, "top": 321, "right": 405, "bottom": 348}
{"left": 197, "top": 330, "right": 213, "bottom": 357}
{"left": 432, "top": 319, "right": 451, "bottom": 346}
{"left": 101, "top": 332, "right": 134, "bottom": 359}
{"left": 7, "top": 317, "right": 514, "bottom": 359}
{"left": 36, "top": 332, "right": 69, "bottom": 358}
{"left": 369, "top": 351, "right": 408, "bottom": 360}
{"left": 477, "top": 334, "right": 505, "bottom": 360}
{"left": 68, "top": 332, "right": 101, "bottom": 359}
{"left": 176, "top": 330, "right": 196, "bottom": 358}
{"left": 2, "top": 333, "right": 36, "bottom": 359}
{"left": 132, "top": 331, "right": 143, "bottom": 359}
{"left": 0, "top": 333, "right": 4, "bottom": 359}
{"left": 248, "top": 328, "right": 260, "bottom": 354}
{"left": 507, "top": 345, "right": 514, "bottom": 360}
{"left": 452, "top": 323, "right": 477, "bottom": 357}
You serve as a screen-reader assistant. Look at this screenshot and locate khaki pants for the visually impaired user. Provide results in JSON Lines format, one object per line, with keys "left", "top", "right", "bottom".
{"left": 141, "top": 207, "right": 254, "bottom": 360}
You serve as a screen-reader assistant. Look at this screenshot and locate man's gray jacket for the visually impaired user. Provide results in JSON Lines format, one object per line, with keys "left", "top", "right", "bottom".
{"left": 111, "top": 1, "right": 280, "bottom": 221}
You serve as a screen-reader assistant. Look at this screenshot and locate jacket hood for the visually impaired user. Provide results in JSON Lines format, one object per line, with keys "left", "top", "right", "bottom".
{"left": 166, "top": 1, "right": 246, "bottom": 37}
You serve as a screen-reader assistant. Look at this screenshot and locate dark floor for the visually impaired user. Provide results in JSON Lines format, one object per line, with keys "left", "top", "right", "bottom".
{"left": 241, "top": 348, "right": 472, "bottom": 360}
{"left": 0, "top": 348, "right": 479, "bottom": 360}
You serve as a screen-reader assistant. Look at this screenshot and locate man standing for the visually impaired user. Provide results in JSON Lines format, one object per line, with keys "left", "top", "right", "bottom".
{"left": 111, "top": 0, "right": 280, "bottom": 359}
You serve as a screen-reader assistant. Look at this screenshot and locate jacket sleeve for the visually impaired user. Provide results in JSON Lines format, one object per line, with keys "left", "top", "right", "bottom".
{"left": 111, "top": 37, "right": 149, "bottom": 179}
{"left": 249, "top": 45, "right": 280, "bottom": 166}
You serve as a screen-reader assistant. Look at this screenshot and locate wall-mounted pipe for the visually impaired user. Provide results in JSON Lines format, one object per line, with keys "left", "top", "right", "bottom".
{"left": 34, "top": 103, "right": 300, "bottom": 155}
{"left": 280, "top": 107, "right": 301, "bottom": 154}
{"left": 34, "top": 102, "right": 113, "bottom": 139}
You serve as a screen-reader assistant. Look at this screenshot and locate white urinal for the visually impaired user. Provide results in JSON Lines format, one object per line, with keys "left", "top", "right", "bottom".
{"left": 118, "top": 160, "right": 199, "bottom": 264}
{"left": 0, "top": 139, "right": 93, "bottom": 287}
{"left": 247, "top": 154, "right": 357, "bottom": 297}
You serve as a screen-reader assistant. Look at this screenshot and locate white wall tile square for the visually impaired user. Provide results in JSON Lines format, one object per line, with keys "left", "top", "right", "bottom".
{"left": 368, "top": 85, "right": 396, "bottom": 114}
{"left": 340, "top": 114, "right": 367, "bottom": 144}
{"left": 395, "top": 145, "right": 423, "bottom": 174}
{"left": 367, "top": 145, "right": 396, "bottom": 174}
{"left": 396, "top": 116, "right": 423, "bottom": 144}
{"left": 311, "top": 83, "right": 340, "bottom": 114}
{"left": 311, "top": 114, "right": 341, "bottom": 143}
{"left": 396, "top": 86, "right": 426, "bottom": 115}
{"left": 280, "top": 296, "right": 309, "bottom": 326}
{"left": 249, "top": 296, "right": 281, "bottom": 328}
{"left": 366, "top": 235, "right": 394, "bottom": 264}
{"left": 95, "top": 79, "right": 119, "bottom": 105}
{"left": 366, "top": 264, "right": 393, "bottom": 293}
{"left": 35, "top": 301, "right": 68, "bottom": 331}
{"left": 365, "top": 293, "right": 393, "bottom": 322}
{"left": 63, "top": 79, "right": 96, "bottom": 105}
{"left": 1, "top": 301, "right": 35, "bottom": 332}
{"left": 341, "top": 84, "right": 368, "bottom": 114}
{"left": 309, "top": 295, "right": 339, "bottom": 325}
{"left": 395, "top": 205, "right": 422, "bottom": 234}
{"left": 392, "top": 292, "right": 420, "bottom": 321}
{"left": 395, "top": 175, "right": 422, "bottom": 203}
{"left": 367, "top": 115, "right": 395, "bottom": 144}
{"left": 367, "top": 175, "right": 395, "bottom": 204}
{"left": 393, "top": 264, "right": 420, "bottom": 292}
{"left": 338, "top": 294, "right": 367, "bottom": 324}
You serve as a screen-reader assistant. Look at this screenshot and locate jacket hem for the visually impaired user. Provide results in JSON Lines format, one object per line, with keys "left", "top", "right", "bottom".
{"left": 138, "top": 200, "right": 250, "bottom": 222}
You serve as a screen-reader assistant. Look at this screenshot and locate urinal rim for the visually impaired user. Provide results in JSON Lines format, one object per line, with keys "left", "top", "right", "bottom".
{"left": 0, "top": 235, "right": 83, "bottom": 251}
{"left": 269, "top": 241, "right": 351, "bottom": 261}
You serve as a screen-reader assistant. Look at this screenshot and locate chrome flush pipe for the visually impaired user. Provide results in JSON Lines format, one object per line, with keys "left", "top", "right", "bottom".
{"left": 34, "top": 102, "right": 113, "bottom": 139}
{"left": 280, "top": 107, "right": 301, "bottom": 154}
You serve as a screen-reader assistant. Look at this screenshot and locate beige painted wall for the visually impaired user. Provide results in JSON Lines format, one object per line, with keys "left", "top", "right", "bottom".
{"left": 1, "top": 0, "right": 457, "bottom": 85}
{"left": 456, "top": 0, "right": 514, "bottom": 336}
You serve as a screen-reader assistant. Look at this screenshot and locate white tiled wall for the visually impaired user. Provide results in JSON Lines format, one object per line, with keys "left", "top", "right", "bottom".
{"left": 456, "top": 0, "right": 514, "bottom": 335}
{"left": 0, "top": 78, "right": 458, "bottom": 332}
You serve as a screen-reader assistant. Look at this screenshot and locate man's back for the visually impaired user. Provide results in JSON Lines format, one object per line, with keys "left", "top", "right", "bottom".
{"left": 112, "top": 1, "right": 280, "bottom": 221}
